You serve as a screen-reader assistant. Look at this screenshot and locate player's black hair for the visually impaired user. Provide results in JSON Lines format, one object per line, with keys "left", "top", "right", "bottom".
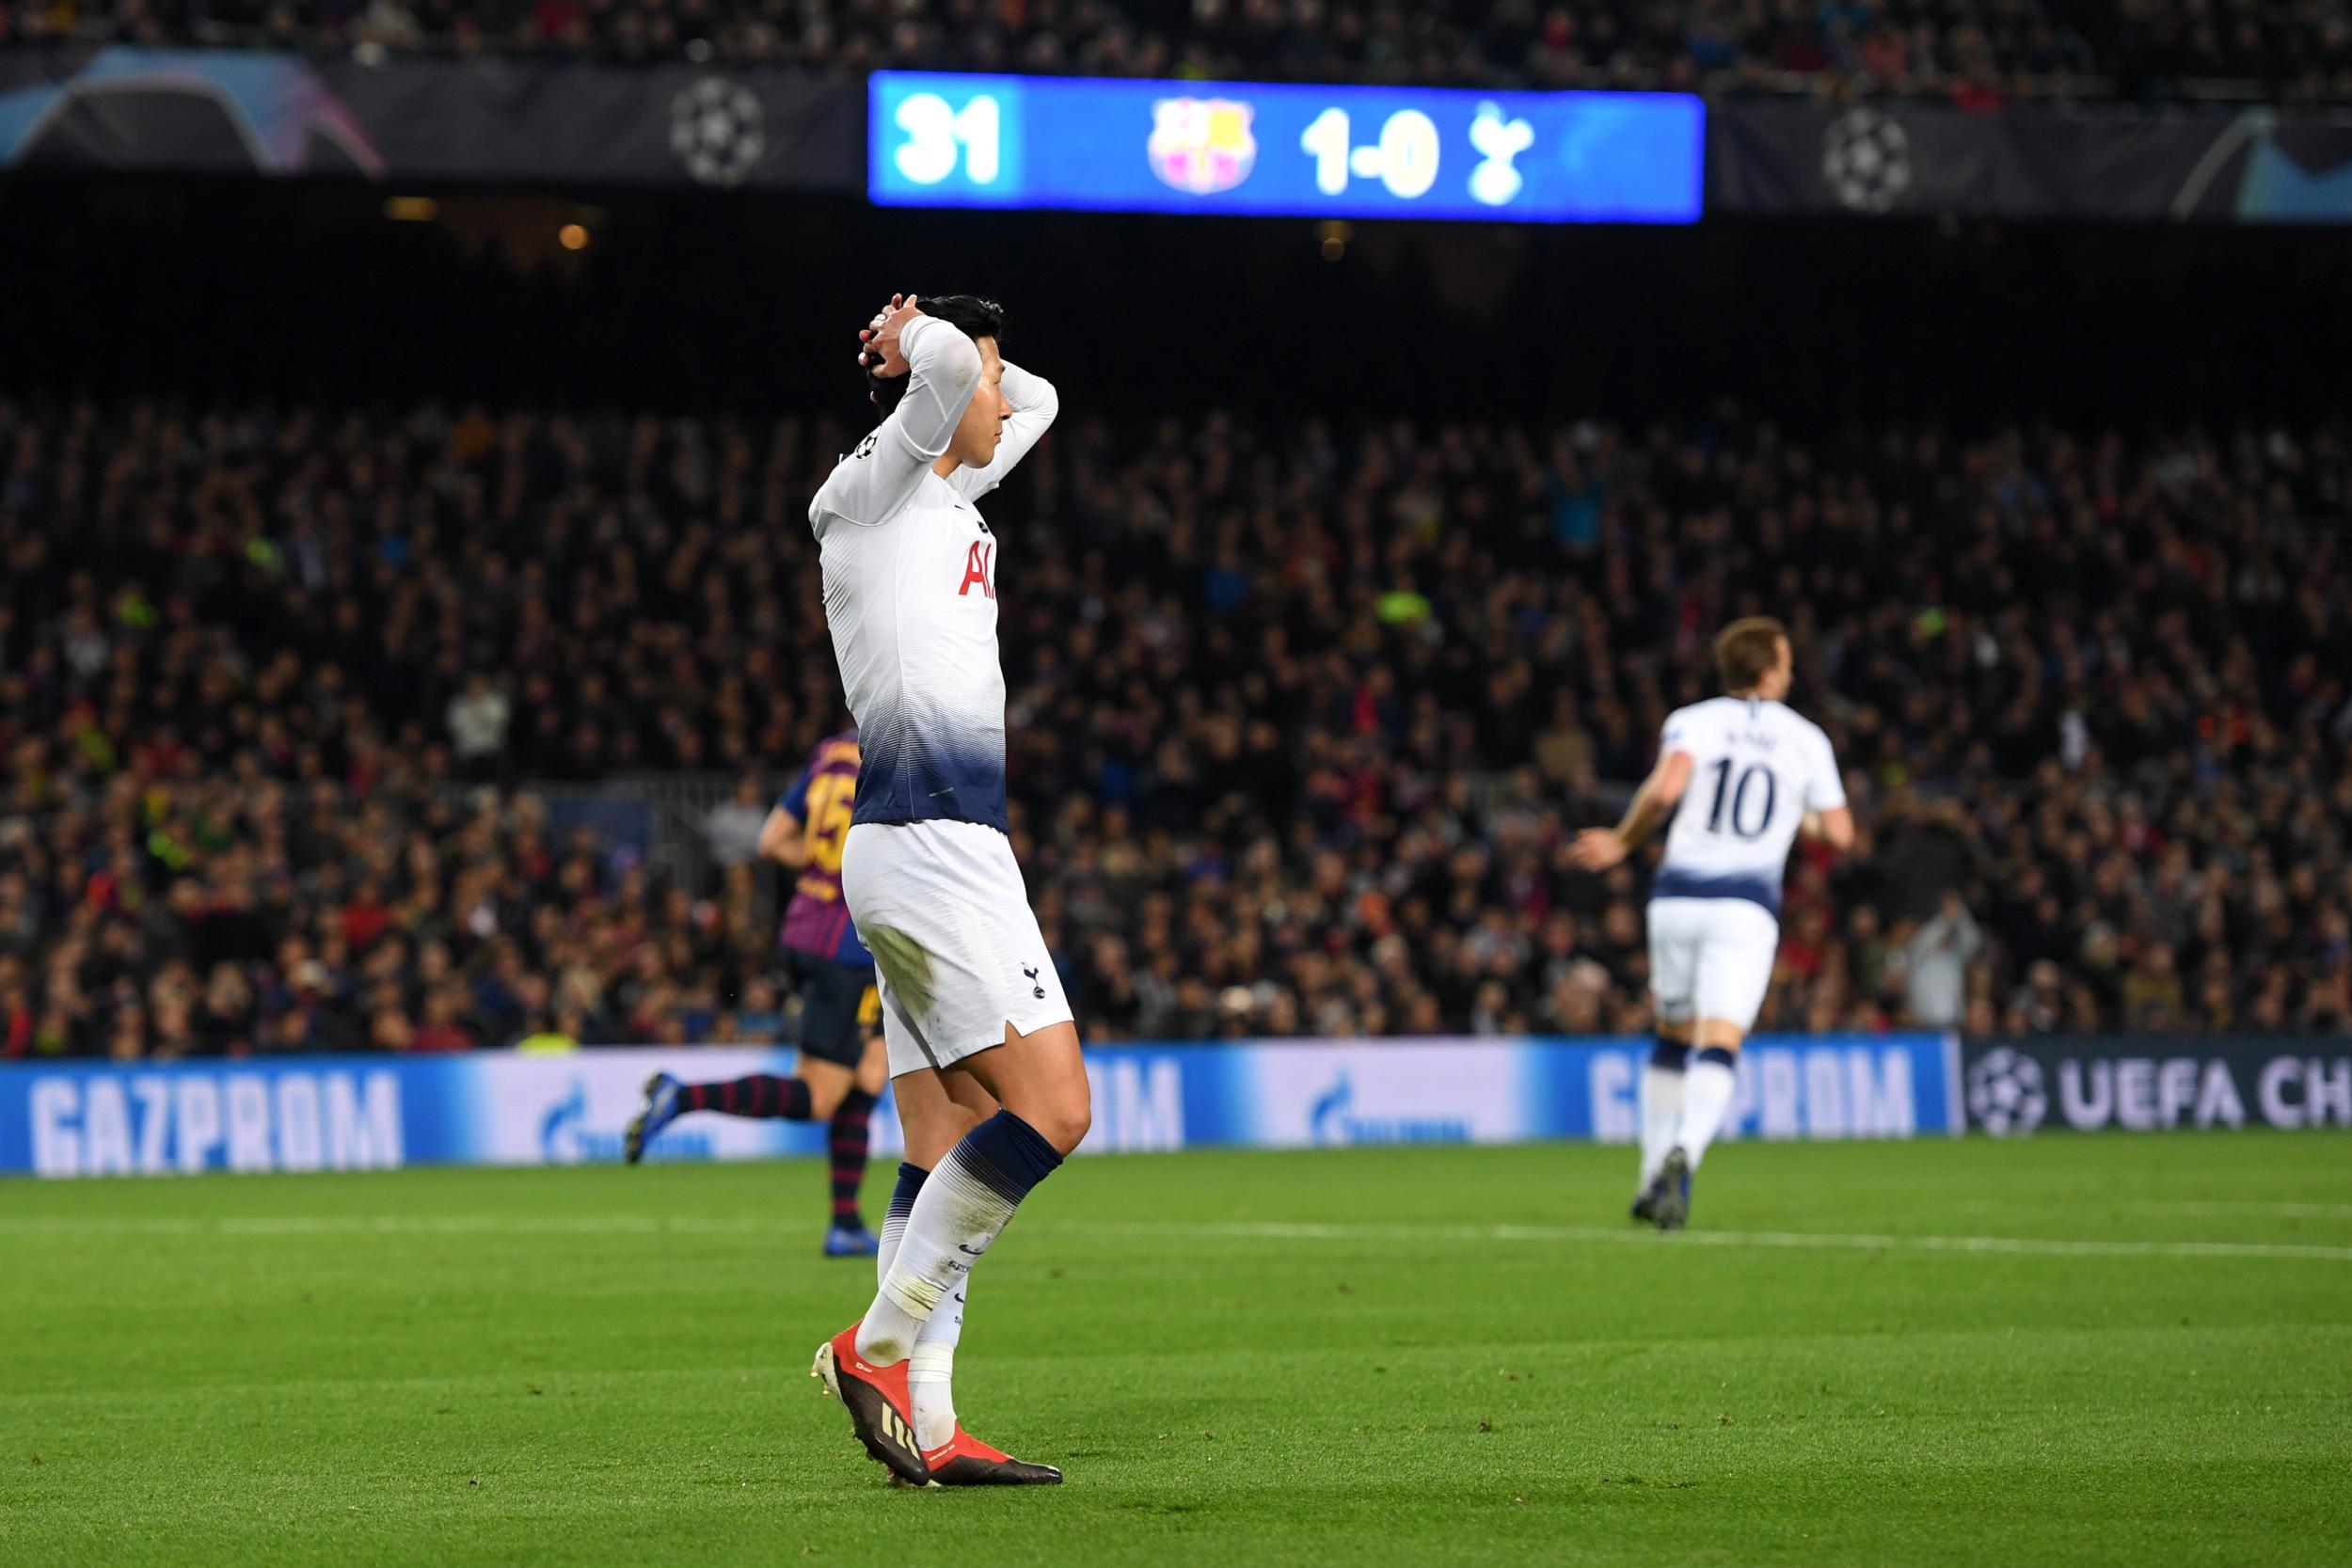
{"left": 867, "top": 294, "right": 1006, "bottom": 419}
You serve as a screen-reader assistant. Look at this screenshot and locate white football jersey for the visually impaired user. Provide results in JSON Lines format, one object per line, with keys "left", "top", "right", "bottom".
{"left": 808, "top": 314, "right": 1057, "bottom": 834}
{"left": 1653, "top": 695, "right": 1845, "bottom": 914}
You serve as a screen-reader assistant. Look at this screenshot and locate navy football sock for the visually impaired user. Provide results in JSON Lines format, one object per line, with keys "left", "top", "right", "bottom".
{"left": 877, "top": 1161, "right": 927, "bottom": 1278}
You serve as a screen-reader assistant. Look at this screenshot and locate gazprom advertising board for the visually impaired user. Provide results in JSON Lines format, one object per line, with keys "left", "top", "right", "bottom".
{"left": 0, "top": 1035, "right": 1954, "bottom": 1179}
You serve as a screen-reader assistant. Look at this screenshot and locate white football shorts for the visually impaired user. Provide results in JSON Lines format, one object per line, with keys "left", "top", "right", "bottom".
{"left": 841, "top": 818, "right": 1074, "bottom": 1078}
{"left": 1646, "top": 895, "right": 1781, "bottom": 1032}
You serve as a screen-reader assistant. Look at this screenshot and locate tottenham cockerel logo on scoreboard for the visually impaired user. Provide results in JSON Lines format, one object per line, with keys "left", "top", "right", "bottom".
{"left": 671, "top": 78, "right": 766, "bottom": 188}
{"left": 1147, "top": 97, "right": 1258, "bottom": 195}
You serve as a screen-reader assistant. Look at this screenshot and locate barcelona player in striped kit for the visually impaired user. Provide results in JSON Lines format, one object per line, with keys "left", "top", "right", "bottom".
{"left": 625, "top": 729, "right": 893, "bottom": 1258}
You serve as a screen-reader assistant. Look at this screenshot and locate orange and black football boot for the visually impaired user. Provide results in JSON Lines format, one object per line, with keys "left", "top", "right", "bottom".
{"left": 921, "top": 1425, "right": 1063, "bottom": 1486}
{"left": 811, "top": 1323, "right": 929, "bottom": 1484}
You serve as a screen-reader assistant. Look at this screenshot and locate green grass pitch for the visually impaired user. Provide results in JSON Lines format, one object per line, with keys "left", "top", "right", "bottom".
{"left": 5, "top": 1133, "right": 2349, "bottom": 1567}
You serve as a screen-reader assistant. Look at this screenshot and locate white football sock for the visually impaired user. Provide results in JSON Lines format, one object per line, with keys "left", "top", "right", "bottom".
{"left": 877, "top": 1164, "right": 966, "bottom": 1452}
{"left": 1676, "top": 1051, "right": 1739, "bottom": 1169}
{"left": 907, "top": 1287, "right": 966, "bottom": 1452}
{"left": 1640, "top": 1051, "right": 1688, "bottom": 1188}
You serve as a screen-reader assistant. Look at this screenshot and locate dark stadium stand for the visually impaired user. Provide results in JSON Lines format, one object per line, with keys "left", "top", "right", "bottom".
{"left": 6, "top": 0, "right": 2349, "bottom": 101}
{"left": 2, "top": 396, "right": 2346, "bottom": 1055}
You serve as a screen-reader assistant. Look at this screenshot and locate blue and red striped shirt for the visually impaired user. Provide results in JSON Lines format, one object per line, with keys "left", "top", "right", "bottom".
{"left": 778, "top": 732, "right": 872, "bottom": 968}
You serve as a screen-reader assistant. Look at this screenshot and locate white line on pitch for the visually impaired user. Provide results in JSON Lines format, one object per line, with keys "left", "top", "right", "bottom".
{"left": 1040, "top": 1219, "right": 2352, "bottom": 1264}
{"left": 0, "top": 1214, "right": 774, "bottom": 1237}
{"left": 2126, "top": 1200, "right": 2352, "bottom": 1220}
{"left": 7, "top": 1213, "right": 2350, "bottom": 1263}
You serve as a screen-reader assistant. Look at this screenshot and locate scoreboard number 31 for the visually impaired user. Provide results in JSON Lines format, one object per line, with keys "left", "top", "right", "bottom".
{"left": 894, "top": 91, "right": 1002, "bottom": 184}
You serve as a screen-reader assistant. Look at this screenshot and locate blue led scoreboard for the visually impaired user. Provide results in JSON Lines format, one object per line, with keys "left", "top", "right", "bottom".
{"left": 869, "top": 72, "right": 1703, "bottom": 224}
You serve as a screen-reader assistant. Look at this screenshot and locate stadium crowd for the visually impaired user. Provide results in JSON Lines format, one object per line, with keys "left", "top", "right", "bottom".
{"left": 8, "top": 0, "right": 2352, "bottom": 102}
{"left": 0, "top": 393, "right": 2348, "bottom": 1058}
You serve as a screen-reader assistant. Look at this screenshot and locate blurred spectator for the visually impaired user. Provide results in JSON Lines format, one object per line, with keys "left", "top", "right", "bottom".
{"left": 704, "top": 774, "right": 772, "bottom": 869}
{"left": 446, "top": 674, "right": 513, "bottom": 782}
{"left": 2117, "top": 930, "right": 2183, "bottom": 1027}
{"left": 517, "top": 1006, "right": 584, "bottom": 1053}
{"left": 1903, "top": 891, "right": 1982, "bottom": 1028}
{"left": 412, "top": 984, "right": 479, "bottom": 1052}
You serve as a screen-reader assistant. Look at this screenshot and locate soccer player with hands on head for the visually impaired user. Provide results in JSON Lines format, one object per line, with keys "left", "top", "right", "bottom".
{"left": 805, "top": 288, "right": 1085, "bottom": 1488}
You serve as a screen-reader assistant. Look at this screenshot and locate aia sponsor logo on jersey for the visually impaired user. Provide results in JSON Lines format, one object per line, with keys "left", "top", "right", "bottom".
{"left": 959, "top": 540, "right": 995, "bottom": 599}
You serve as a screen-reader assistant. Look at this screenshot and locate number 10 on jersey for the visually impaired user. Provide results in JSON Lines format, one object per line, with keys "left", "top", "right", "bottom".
{"left": 1704, "top": 758, "right": 1777, "bottom": 840}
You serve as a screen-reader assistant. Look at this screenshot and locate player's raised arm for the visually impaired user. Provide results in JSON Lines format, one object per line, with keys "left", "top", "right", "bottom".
{"left": 948, "top": 356, "right": 1057, "bottom": 501}
{"left": 1570, "top": 745, "right": 1694, "bottom": 871}
{"left": 818, "top": 294, "right": 984, "bottom": 528}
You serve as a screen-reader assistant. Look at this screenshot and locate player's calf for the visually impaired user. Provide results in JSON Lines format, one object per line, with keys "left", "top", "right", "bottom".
{"left": 824, "top": 1084, "right": 882, "bottom": 1248}
{"left": 1677, "top": 1043, "right": 1740, "bottom": 1175}
{"left": 676, "top": 1073, "right": 817, "bottom": 1120}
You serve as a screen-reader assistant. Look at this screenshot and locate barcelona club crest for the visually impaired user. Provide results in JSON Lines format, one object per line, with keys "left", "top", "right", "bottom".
{"left": 1147, "top": 97, "right": 1258, "bottom": 196}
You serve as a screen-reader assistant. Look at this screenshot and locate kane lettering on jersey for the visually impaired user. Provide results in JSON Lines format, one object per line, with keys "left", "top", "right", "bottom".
{"left": 778, "top": 731, "right": 872, "bottom": 967}
{"left": 1653, "top": 695, "right": 1846, "bottom": 917}
{"left": 806, "top": 313, "right": 1057, "bottom": 835}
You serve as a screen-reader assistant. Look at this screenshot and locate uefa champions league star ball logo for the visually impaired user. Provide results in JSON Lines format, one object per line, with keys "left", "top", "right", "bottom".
{"left": 1822, "top": 107, "right": 1911, "bottom": 214}
{"left": 1966, "top": 1048, "right": 2047, "bottom": 1136}
{"left": 671, "top": 78, "right": 765, "bottom": 188}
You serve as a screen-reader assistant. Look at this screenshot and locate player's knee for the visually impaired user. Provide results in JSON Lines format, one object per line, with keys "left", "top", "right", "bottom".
{"left": 903, "top": 1099, "right": 985, "bottom": 1168}
{"left": 1022, "top": 1086, "right": 1091, "bottom": 1156}
{"left": 1693, "top": 1020, "right": 1747, "bottom": 1054}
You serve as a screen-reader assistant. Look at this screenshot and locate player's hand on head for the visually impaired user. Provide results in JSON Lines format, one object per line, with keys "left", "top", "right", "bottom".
{"left": 1569, "top": 828, "right": 1627, "bottom": 872}
{"left": 854, "top": 293, "right": 900, "bottom": 364}
{"left": 858, "top": 293, "right": 923, "bottom": 381}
